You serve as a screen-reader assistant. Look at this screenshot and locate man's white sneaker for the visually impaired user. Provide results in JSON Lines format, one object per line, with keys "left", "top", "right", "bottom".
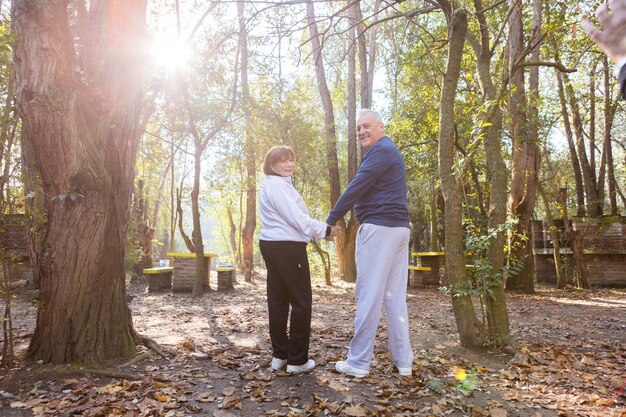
{"left": 270, "top": 357, "right": 288, "bottom": 371}
{"left": 286, "top": 359, "right": 316, "bottom": 374}
{"left": 397, "top": 366, "right": 412, "bottom": 376}
{"left": 335, "top": 360, "right": 369, "bottom": 378}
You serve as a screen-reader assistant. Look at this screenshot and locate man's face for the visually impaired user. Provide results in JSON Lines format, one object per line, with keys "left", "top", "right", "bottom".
{"left": 356, "top": 113, "right": 385, "bottom": 149}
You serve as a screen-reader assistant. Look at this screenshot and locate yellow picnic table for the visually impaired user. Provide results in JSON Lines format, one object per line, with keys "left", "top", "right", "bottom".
{"left": 167, "top": 252, "right": 217, "bottom": 292}
{"left": 409, "top": 252, "right": 445, "bottom": 286}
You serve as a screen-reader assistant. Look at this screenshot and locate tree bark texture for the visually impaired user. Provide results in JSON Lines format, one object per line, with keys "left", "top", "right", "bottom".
{"left": 227, "top": 204, "right": 239, "bottom": 265}
{"left": 366, "top": 0, "right": 381, "bottom": 108}
{"left": 176, "top": 188, "right": 195, "bottom": 253}
{"left": 306, "top": 0, "right": 356, "bottom": 282}
{"left": 470, "top": 0, "right": 510, "bottom": 347}
{"left": 563, "top": 72, "right": 601, "bottom": 217}
{"left": 555, "top": 69, "right": 586, "bottom": 216}
{"left": 348, "top": 4, "right": 358, "bottom": 182}
{"left": 191, "top": 148, "right": 206, "bottom": 296}
{"left": 538, "top": 184, "right": 565, "bottom": 289}
{"left": 13, "top": 0, "right": 147, "bottom": 363}
{"left": 558, "top": 188, "right": 590, "bottom": 289}
{"left": 602, "top": 56, "right": 618, "bottom": 215}
{"left": 239, "top": 0, "right": 256, "bottom": 283}
{"left": 132, "top": 180, "right": 154, "bottom": 276}
{"left": 352, "top": 0, "right": 370, "bottom": 109}
{"left": 429, "top": 179, "right": 439, "bottom": 251}
{"left": 506, "top": 0, "right": 536, "bottom": 293}
{"left": 438, "top": 9, "right": 484, "bottom": 349}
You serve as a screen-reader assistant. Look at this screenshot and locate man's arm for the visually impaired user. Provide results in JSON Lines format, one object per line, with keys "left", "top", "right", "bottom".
{"left": 582, "top": 0, "right": 626, "bottom": 98}
{"left": 326, "top": 146, "right": 390, "bottom": 225}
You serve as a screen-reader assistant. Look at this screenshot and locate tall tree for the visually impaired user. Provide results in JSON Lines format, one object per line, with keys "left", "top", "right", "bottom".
{"left": 467, "top": 0, "right": 511, "bottom": 347}
{"left": 555, "top": 67, "right": 586, "bottom": 216}
{"left": 174, "top": 4, "right": 239, "bottom": 296}
{"left": 437, "top": 3, "right": 484, "bottom": 348}
{"left": 563, "top": 70, "right": 600, "bottom": 216}
{"left": 238, "top": 0, "right": 256, "bottom": 283}
{"left": 506, "top": 0, "right": 537, "bottom": 293}
{"left": 305, "top": 0, "right": 353, "bottom": 281}
{"left": 13, "top": 0, "right": 147, "bottom": 363}
{"left": 602, "top": 55, "right": 618, "bottom": 215}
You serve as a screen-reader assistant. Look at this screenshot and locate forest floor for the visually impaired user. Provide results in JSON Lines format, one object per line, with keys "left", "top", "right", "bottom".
{"left": 0, "top": 273, "right": 625, "bottom": 417}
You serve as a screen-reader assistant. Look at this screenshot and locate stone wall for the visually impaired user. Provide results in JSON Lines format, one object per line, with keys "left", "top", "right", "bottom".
{"left": 573, "top": 220, "right": 626, "bottom": 249}
{"left": 533, "top": 217, "right": 626, "bottom": 287}
{"left": 170, "top": 254, "right": 214, "bottom": 292}
{"left": 0, "top": 214, "right": 33, "bottom": 283}
{"left": 217, "top": 268, "right": 236, "bottom": 290}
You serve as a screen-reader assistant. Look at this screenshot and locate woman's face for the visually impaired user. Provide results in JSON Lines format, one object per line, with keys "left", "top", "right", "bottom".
{"left": 272, "top": 157, "right": 295, "bottom": 177}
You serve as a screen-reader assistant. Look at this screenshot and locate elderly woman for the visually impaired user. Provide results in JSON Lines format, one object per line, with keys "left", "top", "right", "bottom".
{"left": 259, "top": 146, "right": 340, "bottom": 375}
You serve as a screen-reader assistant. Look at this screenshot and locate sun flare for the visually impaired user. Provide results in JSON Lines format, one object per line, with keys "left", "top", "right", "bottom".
{"left": 148, "top": 32, "right": 190, "bottom": 71}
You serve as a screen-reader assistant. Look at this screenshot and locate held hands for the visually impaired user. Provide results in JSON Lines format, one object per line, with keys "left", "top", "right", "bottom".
{"left": 325, "top": 224, "right": 342, "bottom": 241}
{"left": 582, "top": 0, "right": 626, "bottom": 63}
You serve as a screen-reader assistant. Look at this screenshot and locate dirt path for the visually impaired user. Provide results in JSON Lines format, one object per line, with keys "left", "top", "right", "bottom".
{"left": 1, "top": 276, "right": 625, "bottom": 416}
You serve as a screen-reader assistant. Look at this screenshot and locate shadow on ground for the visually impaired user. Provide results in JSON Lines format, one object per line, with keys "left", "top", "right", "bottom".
{"left": 0, "top": 275, "right": 624, "bottom": 416}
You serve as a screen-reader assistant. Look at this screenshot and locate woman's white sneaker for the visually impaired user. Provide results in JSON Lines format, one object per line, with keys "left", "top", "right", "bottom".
{"left": 335, "top": 361, "right": 369, "bottom": 377}
{"left": 286, "top": 359, "right": 316, "bottom": 374}
{"left": 270, "top": 357, "right": 288, "bottom": 371}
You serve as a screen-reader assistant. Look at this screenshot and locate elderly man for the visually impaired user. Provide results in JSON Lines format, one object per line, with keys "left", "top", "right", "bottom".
{"left": 582, "top": 0, "right": 626, "bottom": 99}
{"left": 326, "top": 109, "right": 413, "bottom": 377}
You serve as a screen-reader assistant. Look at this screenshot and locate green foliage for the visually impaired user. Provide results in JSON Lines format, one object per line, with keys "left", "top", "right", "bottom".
{"left": 468, "top": 221, "right": 524, "bottom": 294}
{"left": 124, "top": 216, "right": 145, "bottom": 279}
{"left": 451, "top": 367, "right": 479, "bottom": 394}
{"left": 441, "top": 220, "right": 524, "bottom": 299}
{"left": 0, "top": 17, "right": 13, "bottom": 73}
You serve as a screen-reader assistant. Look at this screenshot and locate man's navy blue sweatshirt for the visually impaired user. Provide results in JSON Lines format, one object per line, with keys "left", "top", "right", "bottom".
{"left": 326, "top": 136, "right": 410, "bottom": 228}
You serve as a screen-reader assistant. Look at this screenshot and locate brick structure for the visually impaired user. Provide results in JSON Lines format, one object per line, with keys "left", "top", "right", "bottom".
{"left": 216, "top": 267, "right": 236, "bottom": 290}
{"left": 0, "top": 214, "right": 33, "bottom": 283}
{"left": 168, "top": 253, "right": 216, "bottom": 292}
{"left": 410, "top": 252, "right": 445, "bottom": 285}
{"left": 143, "top": 267, "right": 174, "bottom": 292}
{"left": 533, "top": 217, "right": 626, "bottom": 287}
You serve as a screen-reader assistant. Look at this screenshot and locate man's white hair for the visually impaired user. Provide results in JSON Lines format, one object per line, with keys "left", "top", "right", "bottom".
{"left": 358, "top": 108, "right": 383, "bottom": 124}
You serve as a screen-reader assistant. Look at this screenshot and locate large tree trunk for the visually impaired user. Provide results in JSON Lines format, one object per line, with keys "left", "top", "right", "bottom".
{"left": 538, "top": 184, "right": 565, "bottom": 289}
{"left": 559, "top": 191, "right": 590, "bottom": 289}
{"left": 13, "top": 0, "right": 147, "bottom": 363}
{"left": 506, "top": 0, "right": 537, "bottom": 293}
{"left": 352, "top": 0, "right": 370, "bottom": 109}
{"left": 438, "top": 8, "right": 484, "bottom": 348}
{"left": 306, "top": 0, "right": 355, "bottom": 282}
{"left": 429, "top": 179, "right": 439, "bottom": 251}
{"left": 170, "top": 140, "right": 176, "bottom": 253}
{"left": 239, "top": 0, "right": 256, "bottom": 283}
{"left": 602, "top": 56, "right": 618, "bottom": 215}
{"left": 366, "top": 0, "right": 381, "bottom": 108}
{"left": 555, "top": 69, "right": 586, "bottom": 216}
{"left": 348, "top": 3, "right": 358, "bottom": 182}
{"left": 563, "top": 72, "right": 601, "bottom": 216}
{"left": 470, "top": 0, "right": 510, "bottom": 348}
{"left": 191, "top": 148, "right": 207, "bottom": 296}
{"left": 132, "top": 180, "right": 154, "bottom": 277}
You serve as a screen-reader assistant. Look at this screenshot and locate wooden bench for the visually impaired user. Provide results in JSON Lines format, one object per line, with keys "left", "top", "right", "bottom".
{"left": 216, "top": 267, "right": 236, "bottom": 290}
{"left": 143, "top": 267, "right": 174, "bottom": 292}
